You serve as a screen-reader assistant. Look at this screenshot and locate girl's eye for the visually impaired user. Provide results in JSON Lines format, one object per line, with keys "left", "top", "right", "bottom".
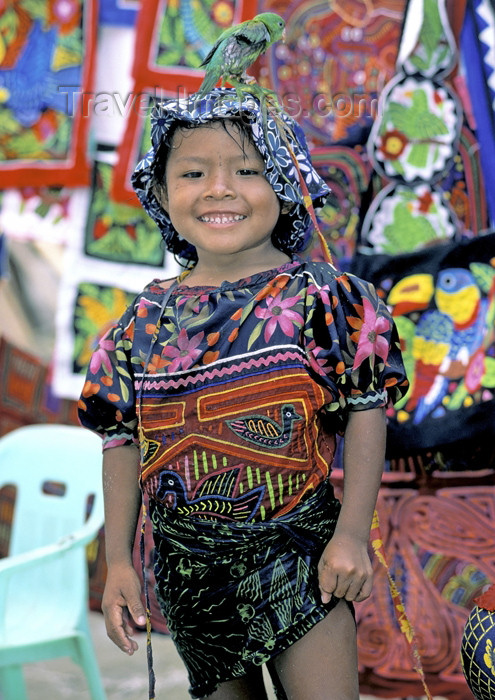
{"left": 183, "top": 171, "right": 203, "bottom": 178}
{"left": 237, "top": 168, "right": 259, "bottom": 176}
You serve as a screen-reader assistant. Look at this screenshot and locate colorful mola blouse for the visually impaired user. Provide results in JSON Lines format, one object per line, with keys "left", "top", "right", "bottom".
{"left": 79, "top": 256, "right": 408, "bottom": 522}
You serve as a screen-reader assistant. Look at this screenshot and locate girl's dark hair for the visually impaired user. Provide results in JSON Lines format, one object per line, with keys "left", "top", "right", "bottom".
{"left": 150, "top": 118, "right": 293, "bottom": 261}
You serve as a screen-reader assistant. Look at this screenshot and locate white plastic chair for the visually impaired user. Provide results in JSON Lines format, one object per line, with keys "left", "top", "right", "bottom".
{"left": 0, "top": 424, "right": 106, "bottom": 700}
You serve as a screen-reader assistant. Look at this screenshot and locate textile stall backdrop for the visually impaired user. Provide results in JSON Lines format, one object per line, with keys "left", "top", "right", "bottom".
{"left": 349, "top": 233, "right": 495, "bottom": 697}
{"left": 346, "top": 1, "right": 495, "bottom": 697}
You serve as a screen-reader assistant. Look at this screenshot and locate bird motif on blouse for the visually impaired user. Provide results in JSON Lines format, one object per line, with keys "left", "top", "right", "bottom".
{"left": 156, "top": 467, "right": 264, "bottom": 521}
{"left": 226, "top": 404, "right": 302, "bottom": 448}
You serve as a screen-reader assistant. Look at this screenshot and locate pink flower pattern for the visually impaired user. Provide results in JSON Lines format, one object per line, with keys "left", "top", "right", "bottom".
{"left": 80, "top": 261, "right": 408, "bottom": 459}
{"left": 254, "top": 294, "right": 304, "bottom": 342}
{"left": 89, "top": 336, "right": 115, "bottom": 375}
{"left": 307, "top": 282, "right": 332, "bottom": 308}
{"left": 465, "top": 349, "right": 485, "bottom": 393}
{"left": 305, "top": 338, "right": 329, "bottom": 377}
{"left": 352, "top": 297, "right": 391, "bottom": 370}
{"left": 162, "top": 328, "right": 205, "bottom": 372}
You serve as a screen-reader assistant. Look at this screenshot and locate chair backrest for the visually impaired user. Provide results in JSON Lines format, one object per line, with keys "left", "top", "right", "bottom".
{"left": 0, "top": 424, "right": 104, "bottom": 638}
{"left": 0, "top": 424, "right": 104, "bottom": 555}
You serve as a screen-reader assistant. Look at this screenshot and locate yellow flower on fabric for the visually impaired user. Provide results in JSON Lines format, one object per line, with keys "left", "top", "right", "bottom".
{"left": 484, "top": 639, "right": 495, "bottom": 676}
{"left": 78, "top": 287, "right": 129, "bottom": 330}
{"left": 211, "top": 0, "right": 234, "bottom": 27}
{"left": 77, "top": 287, "right": 130, "bottom": 368}
{"left": 380, "top": 129, "right": 408, "bottom": 159}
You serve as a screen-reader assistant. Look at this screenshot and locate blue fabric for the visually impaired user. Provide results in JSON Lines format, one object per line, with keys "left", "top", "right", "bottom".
{"left": 0, "top": 232, "right": 7, "bottom": 280}
{"left": 461, "top": 0, "right": 495, "bottom": 226}
{"left": 98, "top": 0, "right": 138, "bottom": 27}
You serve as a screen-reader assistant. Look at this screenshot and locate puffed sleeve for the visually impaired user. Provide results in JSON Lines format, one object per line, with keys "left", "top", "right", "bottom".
{"left": 304, "top": 268, "right": 409, "bottom": 424}
{"left": 78, "top": 299, "right": 139, "bottom": 449}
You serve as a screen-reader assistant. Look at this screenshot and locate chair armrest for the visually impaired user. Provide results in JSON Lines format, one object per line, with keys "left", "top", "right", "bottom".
{"left": 0, "top": 509, "right": 105, "bottom": 629}
{"left": 0, "top": 508, "right": 104, "bottom": 578}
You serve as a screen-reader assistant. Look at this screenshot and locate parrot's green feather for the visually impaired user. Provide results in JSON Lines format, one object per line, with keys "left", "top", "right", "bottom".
{"left": 197, "top": 12, "right": 285, "bottom": 98}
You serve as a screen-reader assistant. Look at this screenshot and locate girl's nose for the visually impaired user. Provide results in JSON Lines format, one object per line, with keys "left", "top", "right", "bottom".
{"left": 204, "top": 168, "right": 235, "bottom": 199}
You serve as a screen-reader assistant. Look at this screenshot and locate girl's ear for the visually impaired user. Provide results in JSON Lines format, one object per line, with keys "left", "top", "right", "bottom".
{"left": 281, "top": 201, "right": 295, "bottom": 215}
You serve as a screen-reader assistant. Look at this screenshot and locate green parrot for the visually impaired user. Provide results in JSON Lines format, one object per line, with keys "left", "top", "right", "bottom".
{"left": 197, "top": 12, "right": 285, "bottom": 98}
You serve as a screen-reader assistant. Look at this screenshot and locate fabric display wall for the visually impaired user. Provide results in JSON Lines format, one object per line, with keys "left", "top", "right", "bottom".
{"left": 349, "top": 0, "right": 495, "bottom": 698}
{"left": 1, "top": 0, "right": 494, "bottom": 698}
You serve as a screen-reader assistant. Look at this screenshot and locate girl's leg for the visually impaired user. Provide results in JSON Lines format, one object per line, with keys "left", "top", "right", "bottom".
{"left": 270, "top": 598, "right": 359, "bottom": 700}
{"left": 201, "top": 665, "right": 269, "bottom": 700}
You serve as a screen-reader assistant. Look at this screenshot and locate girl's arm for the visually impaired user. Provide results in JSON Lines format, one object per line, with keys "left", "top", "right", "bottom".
{"left": 318, "top": 406, "right": 386, "bottom": 604}
{"left": 101, "top": 444, "right": 146, "bottom": 654}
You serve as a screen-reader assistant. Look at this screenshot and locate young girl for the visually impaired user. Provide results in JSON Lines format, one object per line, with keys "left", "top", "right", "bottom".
{"left": 79, "top": 88, "right": 408, "bottom": 700}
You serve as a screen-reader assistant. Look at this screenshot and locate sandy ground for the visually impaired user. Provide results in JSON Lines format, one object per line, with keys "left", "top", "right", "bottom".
{"left": 21, "top": 611, "right": 447, "bottom": 700}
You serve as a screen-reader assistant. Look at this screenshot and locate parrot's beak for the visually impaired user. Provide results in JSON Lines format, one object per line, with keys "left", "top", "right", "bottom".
{"left": 282, "top": 28, "right": 286, "bottom": 42}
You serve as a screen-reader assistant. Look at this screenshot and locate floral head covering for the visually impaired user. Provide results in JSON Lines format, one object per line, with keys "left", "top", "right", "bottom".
{"left": 131, "top": 87, "right": 330, "bottom": 263}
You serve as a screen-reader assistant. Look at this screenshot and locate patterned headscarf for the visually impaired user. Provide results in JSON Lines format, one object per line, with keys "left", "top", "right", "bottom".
{"left": 131, "top": 88, "right": 330, "bottom": 263}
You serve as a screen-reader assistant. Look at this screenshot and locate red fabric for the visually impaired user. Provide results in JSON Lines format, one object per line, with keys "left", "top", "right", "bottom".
{"left": 331, "top": 468, "right": 495, "bottom": 700}
{"left": 131, "top": 0, "right": 257, "bottom": 88}
{"left": 110, "top": 86, "right": 170, "bottom": 207}
{"left": 474, "top": 583, "right": 495, "bottom": 612}
{"left": 0, "top": 338, "right": 79, "bottom": 436}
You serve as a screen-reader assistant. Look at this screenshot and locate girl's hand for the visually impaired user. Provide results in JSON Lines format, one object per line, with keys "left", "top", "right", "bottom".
{"left": 101, "top": 563, "right": 146, "bottom": 654}
{"left": 317, "top": 532, "right": 373, "bottom": 604}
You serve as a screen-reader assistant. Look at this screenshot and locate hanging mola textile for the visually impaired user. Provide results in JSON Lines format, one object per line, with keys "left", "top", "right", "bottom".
{"left": 0, "top": 0, "right": 97, "bottom": 187}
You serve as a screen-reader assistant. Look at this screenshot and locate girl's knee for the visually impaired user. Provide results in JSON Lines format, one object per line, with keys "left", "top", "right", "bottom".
{"left": 271, "top": 601, "right": 359, "bottom": 700}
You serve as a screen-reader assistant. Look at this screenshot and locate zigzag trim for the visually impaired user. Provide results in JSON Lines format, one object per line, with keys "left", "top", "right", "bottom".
{"left": 138, "top": 347, "right": 310, "bottom": 392}
{"left": 347, "top": 389, "right": 388, "bottom": 406}
{"left": 136, "top": 343, "right": 304, "bottom": 380}
{"left": 476, "top": 0, "right": 495, "bottom": 109}
{"left": 102, "top": 430, "right": 137, "bottom": 448}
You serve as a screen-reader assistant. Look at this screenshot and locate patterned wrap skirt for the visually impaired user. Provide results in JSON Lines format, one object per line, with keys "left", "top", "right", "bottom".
{"left": 149, "top": 480, "right": 343, "bottom": 698}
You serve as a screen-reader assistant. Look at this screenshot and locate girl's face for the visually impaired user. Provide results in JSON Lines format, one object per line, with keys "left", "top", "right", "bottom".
{"left": 158, "top": 121, "right": 284, "bottom": 265}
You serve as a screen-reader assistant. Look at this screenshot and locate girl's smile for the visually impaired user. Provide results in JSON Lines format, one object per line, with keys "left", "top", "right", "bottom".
{"left": 157, "top": 120, "right": 290, "bottom": 282}
{"left": 197, "top": 212, "right": 246, "bottom": 225}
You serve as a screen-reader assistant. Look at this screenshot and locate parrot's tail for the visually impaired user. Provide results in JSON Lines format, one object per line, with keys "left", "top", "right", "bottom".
{"left": 196, "top": 73, "right": 222, "bottom": 100}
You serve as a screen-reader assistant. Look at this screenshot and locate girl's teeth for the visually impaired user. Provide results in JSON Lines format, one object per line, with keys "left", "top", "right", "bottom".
{"left": 201, "top": 215, "right": 244, "bottom": 223}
